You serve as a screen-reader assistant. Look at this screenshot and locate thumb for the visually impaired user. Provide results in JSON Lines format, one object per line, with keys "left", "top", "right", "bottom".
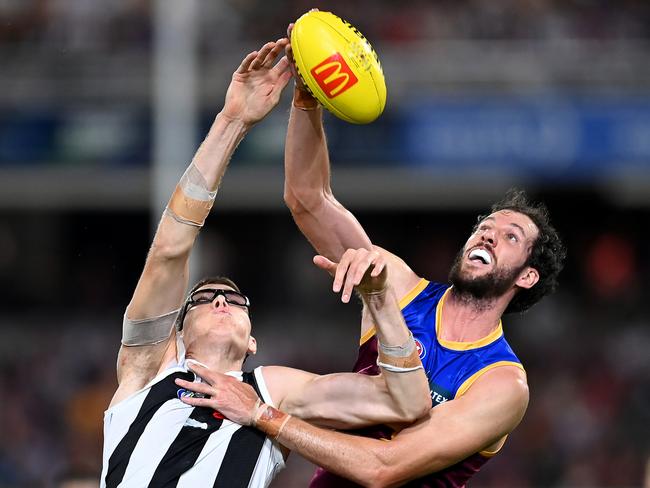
{"left": 313, "top": 255, "right": 337, "bottom": 275}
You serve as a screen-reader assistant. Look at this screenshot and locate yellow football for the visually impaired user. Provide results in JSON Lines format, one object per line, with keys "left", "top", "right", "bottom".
{"left": 290, "top": 11, "right": 386, "bottom": 124}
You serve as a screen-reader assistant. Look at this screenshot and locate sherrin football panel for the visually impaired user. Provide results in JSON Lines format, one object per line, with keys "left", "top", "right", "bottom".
{"left": 291, "top": 11, "right": 386, "bottom": 124}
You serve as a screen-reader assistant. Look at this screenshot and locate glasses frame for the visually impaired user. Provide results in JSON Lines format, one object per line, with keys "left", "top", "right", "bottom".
{"left": 176, "top": 288, "right": 251, "bottom": 331}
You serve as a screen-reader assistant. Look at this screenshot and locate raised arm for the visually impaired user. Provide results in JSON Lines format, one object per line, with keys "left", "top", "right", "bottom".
{"left": 283, "top": 31, "right": 421, "bottom": 299}
{"left": 112, "top": 40, "right": 292, "bottom": 404}
{"left": 175, "top": 249, "right": 431, "bottom": 428}
{"left": 283, "top": 29, "right": 372, "bottom": 262}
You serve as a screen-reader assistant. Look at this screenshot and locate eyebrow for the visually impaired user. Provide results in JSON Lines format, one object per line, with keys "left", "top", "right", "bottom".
{"left": 509, "top": 223, "right": 526, "bottom": 238}
{"left": 481, "top": 216, "right": 527, "bottom": 237}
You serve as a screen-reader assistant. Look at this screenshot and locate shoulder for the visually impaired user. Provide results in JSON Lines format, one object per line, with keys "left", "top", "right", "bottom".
{"left": 463, "top": 365, "right": 529, "bottom": 415}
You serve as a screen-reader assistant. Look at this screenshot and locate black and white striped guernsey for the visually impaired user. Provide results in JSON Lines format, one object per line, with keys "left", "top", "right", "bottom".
{"left": 100, "top": 363, "right": 285, "bottom": 487}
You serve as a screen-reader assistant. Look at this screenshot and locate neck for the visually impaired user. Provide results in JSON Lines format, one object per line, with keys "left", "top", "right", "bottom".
{"left": 184, "top": 343, "right": 244, "bottom": 374}
{"left": 441, "top": 287, "right": 511, "bottom": 342}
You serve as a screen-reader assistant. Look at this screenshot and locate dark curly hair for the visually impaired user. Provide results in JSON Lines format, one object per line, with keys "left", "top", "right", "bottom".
{"left": 479, "top": 188, "right": 566, "bottom": 314}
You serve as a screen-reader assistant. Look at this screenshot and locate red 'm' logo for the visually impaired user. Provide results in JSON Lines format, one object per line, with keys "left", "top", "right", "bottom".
{"left": 310, "top": 53, "right": 358, "bottom": 98}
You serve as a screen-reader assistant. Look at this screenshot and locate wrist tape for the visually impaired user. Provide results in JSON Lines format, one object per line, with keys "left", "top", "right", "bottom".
{"left": 254, "top": 402, "right": 291, "bottom": 440}
{"left": 166, "top": 163, "right": 217, "bottom": 227}
{"left": 377, "top": 331, "right": 423, "bottom": 373}
{"left": 292, "top": 86, "right": 319, "bottom": 111}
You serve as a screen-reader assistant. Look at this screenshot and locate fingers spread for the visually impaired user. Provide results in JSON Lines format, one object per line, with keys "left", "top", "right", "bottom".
{"left": 313, "top": 254, "right": 336, "bottom": 273}
{"left": 371, "top": 254, "right": 386, "bottom": 277}
{"left": 179, "top": 396, "right": 213, "bottom": 409}
{"left": 264, "top": 39, "right": 288, "bottom": 67}
{"left": 237, "top": 51, "right": 258, "bottom": 73}
{"left": 250, "top": 42, "right": 275, "bottom": 70}
{"left": 272, "top": 56, "right": 290, "bottom": 75}
{"left": 333, "top": 251, "right": 353, "bottom": 295}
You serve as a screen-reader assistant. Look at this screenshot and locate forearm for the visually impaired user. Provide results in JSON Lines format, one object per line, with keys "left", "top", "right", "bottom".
{"left": 258, "top": 406, "right": 388, "bottom": 487}
{"left": 129, "top": 113, "right": 249, "bottom": 319}
{"left": 361, "top": 288, "right": 431, "bottom": 419}
{"left": 284, "top": 104, "right": 371, "bottom": 260}
{"left": 191, "top": 112, "right": 250, "bottom": 188}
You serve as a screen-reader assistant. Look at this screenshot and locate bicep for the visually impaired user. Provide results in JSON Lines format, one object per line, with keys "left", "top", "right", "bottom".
{"left": 265, "top": 366, "right": 401, "bottom": 429}
{"left": 376, "top": 368, "right": 529, "bottom": 484}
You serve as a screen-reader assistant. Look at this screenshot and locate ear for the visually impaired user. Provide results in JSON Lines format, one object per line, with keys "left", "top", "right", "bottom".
{"left": 516, "top": 267, "right": 539, "bottom": 290}
{"left": 247, "top": 336, "right": 257, "bottom": 356}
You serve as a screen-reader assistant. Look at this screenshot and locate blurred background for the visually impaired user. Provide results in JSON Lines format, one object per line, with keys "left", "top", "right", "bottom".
{"left": 1, "top": 0, "right": 649, "bottom": 486}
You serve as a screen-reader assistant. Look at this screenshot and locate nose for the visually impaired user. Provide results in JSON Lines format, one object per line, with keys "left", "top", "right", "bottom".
{"left": 211, "top": 295, "right": 229, "bottom": 309}
{"left": 481, "top": 229, "right": 497, "bottom": 247}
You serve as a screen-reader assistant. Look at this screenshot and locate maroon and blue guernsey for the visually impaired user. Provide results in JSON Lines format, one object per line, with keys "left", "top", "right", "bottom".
{"left": 310, "top": 280, "right": 525, "bottom": 488}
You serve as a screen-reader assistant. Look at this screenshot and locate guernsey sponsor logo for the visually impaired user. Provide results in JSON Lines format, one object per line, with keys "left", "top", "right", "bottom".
{"left": 415, "top": 338, "right": 426, "bottom": 359}
{"left": 311, "top": 53, "right": 358, "bottom": 98}
{"left": 429, "top": 382, "right": 452, "bottom": 406}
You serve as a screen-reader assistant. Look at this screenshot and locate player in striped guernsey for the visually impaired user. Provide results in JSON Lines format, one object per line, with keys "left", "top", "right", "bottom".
{"left": 101, "top": 38, "right": 431, "bottom": 488}
{"left": 221, "top": 36, "right": 564, "bottom": 487}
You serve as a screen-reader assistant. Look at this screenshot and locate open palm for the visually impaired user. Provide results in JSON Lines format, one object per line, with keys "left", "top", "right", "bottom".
{"left": 223, "top": 39, "right": 292, "bottom": 126}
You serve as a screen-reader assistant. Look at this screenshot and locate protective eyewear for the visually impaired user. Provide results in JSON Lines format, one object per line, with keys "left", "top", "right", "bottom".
{"left": 177, "top": 288, "right": 251, "bottom": 330}
{"left": 187, "top": 288, "right": 250, "bottom": 309}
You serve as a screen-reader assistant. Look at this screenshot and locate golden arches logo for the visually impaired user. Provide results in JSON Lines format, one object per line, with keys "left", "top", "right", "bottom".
{"left": 310, "top": 53, "right": 358, "bottom": 98}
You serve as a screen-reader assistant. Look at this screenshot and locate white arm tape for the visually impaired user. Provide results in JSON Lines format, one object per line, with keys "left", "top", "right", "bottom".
{"left": 376, "top": 362, "right": 424, "bottom": 373}
{"left": 121, "top": 308, "right": 180, "bottom": 346}
{"left": 182, "top": 162, "right": 217, "bottom": 201}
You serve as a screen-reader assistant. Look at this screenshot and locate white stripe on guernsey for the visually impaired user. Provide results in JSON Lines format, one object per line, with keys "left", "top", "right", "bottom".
{"left": 253, "top": 367, "right": 276, "bottom": 407}
{"left": 119, "top": 398, "right": 193, "bottom": 486}
{"left": 249, "top": 438, "right": 286, "bottom": 488}
{"left": 100, "top": 381, "right": 152, "bottom": 488}
{"left": 252, "top": 367, "right": 287, "bottom": 481}
{"left": 177, "top": 419, "right": 241, "bottom": 487}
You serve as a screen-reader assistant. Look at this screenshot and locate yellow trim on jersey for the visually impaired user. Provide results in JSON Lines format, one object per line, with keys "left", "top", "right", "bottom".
{"left": 435, "top": 288, "right": 504, "bottom": 351}
{"left": 359, "top": 326, "right": 377, "bottom": 346}
{"left": 455, "top": 361, "right": 525, "bottom": 399}
{"left": 479, "top": 436, "right": 508, "bottom": 457}
{"left": 398, "top": 278, "right": 430, "bottom": 309}
{"left": 359, "top": 278, "right": 429, "bottom": 346}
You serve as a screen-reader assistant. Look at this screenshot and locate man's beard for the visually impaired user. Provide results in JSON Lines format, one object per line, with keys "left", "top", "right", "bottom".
{"left": 448, "top": 248, "right": 524, "bottom": 302}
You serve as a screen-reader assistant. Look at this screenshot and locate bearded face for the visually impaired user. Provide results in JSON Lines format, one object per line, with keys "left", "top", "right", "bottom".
{"left": 448, "top": 246, "right": 527, "bottom": 301}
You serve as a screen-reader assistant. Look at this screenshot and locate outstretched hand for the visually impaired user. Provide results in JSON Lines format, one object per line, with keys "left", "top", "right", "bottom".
{"left": 175, "top": 361, "right": 260, "bottom": 425}
{"left": 222, "top": 39, "right": 293, "bottom": 126}
{"left": 314, "top": 249, "right": 387, "bottom": 303}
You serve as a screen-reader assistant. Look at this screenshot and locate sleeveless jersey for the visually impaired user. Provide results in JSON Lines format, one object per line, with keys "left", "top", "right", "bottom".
{"left": 101, "top": 364, "right": 285, "bottom": 488}
{"left": 310, "top": 280, "right": 524, "bottom": 488}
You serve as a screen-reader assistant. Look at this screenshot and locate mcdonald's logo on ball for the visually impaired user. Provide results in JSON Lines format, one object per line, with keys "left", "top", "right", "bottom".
{"left": 310, "top": 53, "right": 359, "bottom": 98}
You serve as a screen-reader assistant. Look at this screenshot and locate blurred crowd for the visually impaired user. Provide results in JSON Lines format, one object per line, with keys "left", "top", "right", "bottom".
{"left": 1, "top": 0, "right": 650, "bottom": 55}
{"left": 0, "top": 1, "right": 649, "bottom": 487}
